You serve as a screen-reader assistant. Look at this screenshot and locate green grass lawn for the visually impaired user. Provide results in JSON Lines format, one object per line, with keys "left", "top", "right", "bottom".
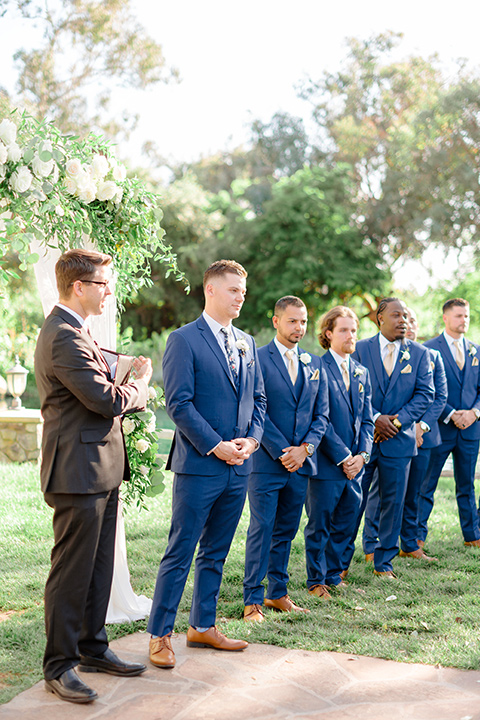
{"left": 1, "top": 461, "right": 480, "bottom": 704}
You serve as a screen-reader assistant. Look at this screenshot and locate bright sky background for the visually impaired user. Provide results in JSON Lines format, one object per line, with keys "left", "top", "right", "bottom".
{"left": 1, "top": 0, "right": 480, "bottom": 291}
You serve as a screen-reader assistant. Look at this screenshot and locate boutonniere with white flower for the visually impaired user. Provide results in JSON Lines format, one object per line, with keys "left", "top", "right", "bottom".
{"left": 299, "top": 352, "right": 312, "bottom": 365}
{"left": 353, "top": 367, "right": 364, "bottom": 378}
{"left": 400, "top": 349, "right": 411, "bottom": 362}
{"left": 469, "top": 344, "right": 477, "bottom": 357}
{"left": 235, "top": 337, "right": 250, "bottom": 357}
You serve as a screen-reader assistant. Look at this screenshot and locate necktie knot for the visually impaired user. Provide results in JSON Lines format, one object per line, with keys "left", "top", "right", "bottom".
{"left": 285, "top": 349, "right": 298, "bottom": 384}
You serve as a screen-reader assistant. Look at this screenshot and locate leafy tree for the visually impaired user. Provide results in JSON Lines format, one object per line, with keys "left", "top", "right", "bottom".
{"left": 1, "top": 0, "right": 177, "bottom": 138}
{"left": 221, "top": 165, "right": 390, "bottom": 333}
{"left": 300, "top": 32, "right": 480, "bottom": 260}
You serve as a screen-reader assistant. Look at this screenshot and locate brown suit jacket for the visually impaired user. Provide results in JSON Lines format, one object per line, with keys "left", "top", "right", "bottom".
{"left": 34, "top": 306, "right": 148, "bottom": 494}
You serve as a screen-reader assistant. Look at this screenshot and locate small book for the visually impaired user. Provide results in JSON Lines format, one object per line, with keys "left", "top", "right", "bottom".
{"left": 100, "top": 349, "right": 134, "bottom": 386}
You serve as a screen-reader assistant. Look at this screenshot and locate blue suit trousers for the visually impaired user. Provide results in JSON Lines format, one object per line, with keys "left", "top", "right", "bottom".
{"left": 305, "top": 476, "right": 362, "bottom": 587}
{"left": 417, "top": 436, "right": 480, "bottom": 542}
{"left": 243, "top": 470, "right": 307, "bottom": 604}
{"left": 147, "top": 469, "right": 247, "bottom": 636}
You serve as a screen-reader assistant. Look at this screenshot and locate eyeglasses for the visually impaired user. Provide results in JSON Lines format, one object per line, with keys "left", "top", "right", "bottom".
{"left": 70, "top": 279, "right": 110, "bottom": 289}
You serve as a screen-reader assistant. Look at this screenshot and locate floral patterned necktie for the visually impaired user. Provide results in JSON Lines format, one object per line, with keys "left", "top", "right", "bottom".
{"left": 220, "top": 327, "right": 238, "bottom": 380}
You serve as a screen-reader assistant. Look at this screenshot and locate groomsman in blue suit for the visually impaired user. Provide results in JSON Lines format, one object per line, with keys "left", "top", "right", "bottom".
{"left": 243, "top": 296, "right": 329, "bottom": 621}
{"left": 362, "top": 307, "right": 447, "bottom": 561}
{"left": 147, "top": 260, "right": 266, "bottom": 667}
{"left": 418, "top": 298, "right": 480, "bottom": 548}
{"left": 346, "top": 298, "right": 434, "bottom": 578}
{"left": 304, "top": 306, "right": 374, "bottom": 599}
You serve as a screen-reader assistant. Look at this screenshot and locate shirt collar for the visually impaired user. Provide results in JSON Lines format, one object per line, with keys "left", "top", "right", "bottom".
{"left": 56, "top": 303, "right": 85, "bottom": 327}
{"left": 329, "top": 348, "right": 349, "bottom": 371}
{"left": 203, "top": 310, "right": 233, "bottom": 338}
{"left": 379, "top": 333, "right": 402, "bottom": 351}
{"left": 274, "top": 336, "right": 298, "bottom": 358}
{"left": 443, "top": 329, "right": 464, "bottom": 347}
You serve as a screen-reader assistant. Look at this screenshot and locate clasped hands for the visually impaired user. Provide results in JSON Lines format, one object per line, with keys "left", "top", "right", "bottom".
{"left": 279, "top": 445, "right": 308, "bottom": 473}
{"left": 374, "top": 414, "right": 400, "bottom": 443}
{"left": 451, "top": 409, "right": 477, "bottom": 430}
{"left": 214, "top": 438, "right": 257, "bottom": 465}
{"left": 342, "top": 454, "right": 365, "bottom": 480}
{"left": 132, "top": 356, "right": 153, "bottom": 384}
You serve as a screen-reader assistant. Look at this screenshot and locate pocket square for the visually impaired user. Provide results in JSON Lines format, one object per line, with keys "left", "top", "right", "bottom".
{"left": 400, "top": 364, "right": 412, "bottom": 374}
{"left": 430, "top": 360, "right": 435, "bottom": 371}
{"left": 359, "top": 382, "right": 364, "bottom": 393}
{"left": 310, "top": 368, "right": 320, "bottom": 381}
{"left": 473, "top": 358, "right": 479, "bottom": 367}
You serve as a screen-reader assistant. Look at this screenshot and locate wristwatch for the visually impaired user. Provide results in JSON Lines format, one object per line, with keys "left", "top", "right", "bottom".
{"left": 473, "top": 409, "right": 480, "bottom": 422}
{"left": 419, "top": 421, "right": 430, "bottom": 433}
{"left": 392, "top": 418, "right": 402, "bottom": 430}
{"left": 302, "top": 442, "right": 315, "bottom": 457}
{"left": 359, "top": 451, "right": 370, "bottom": 465}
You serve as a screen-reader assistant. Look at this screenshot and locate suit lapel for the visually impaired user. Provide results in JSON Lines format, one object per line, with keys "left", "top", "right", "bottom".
{"left": 325, "top": 351, "right": 353, "bottom": 414}
{"left": 438, "top": 334, "right": 462, "bottom": 386}
{"left": 297, "top": 347, "right": 313, "bottom": 406}
{"left": 369, "top": 334, "right": 386, "bottom": 395}
{"left": 232, "top": 326, "right": 247, "bottom": 397}
{"left": 197, "top": 316, "right": 237, "bottom": 391}
{"left": 51, "top": 307, "right": 111, "bottom": 376}
{"left": 463, "top": 338, "right": 474, "bottom": 389}
{"left": 350, "top": 358, "right": 363, "bottom": 419}
{"left": 269, "top": 341, "right": 297, "bottom": 401}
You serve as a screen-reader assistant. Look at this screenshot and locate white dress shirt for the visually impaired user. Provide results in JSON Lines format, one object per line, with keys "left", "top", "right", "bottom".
{"left": 202, "top": 311, "right": 240, "bottom": 369}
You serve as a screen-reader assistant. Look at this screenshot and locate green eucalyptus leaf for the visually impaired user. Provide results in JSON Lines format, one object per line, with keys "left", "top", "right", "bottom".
{"left": 23, "top": 148, "right": 35, "bottom": 164}
{"left": 26, "top": 252, "right": 40, "bottom": 264}
{"left": 38, "top": 150, "right": 53, "bottom": 162}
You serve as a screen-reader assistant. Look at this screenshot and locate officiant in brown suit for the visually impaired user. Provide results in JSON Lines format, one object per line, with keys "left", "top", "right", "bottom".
{"left": 35, "top": 248, "right": 152, "bottom": 704}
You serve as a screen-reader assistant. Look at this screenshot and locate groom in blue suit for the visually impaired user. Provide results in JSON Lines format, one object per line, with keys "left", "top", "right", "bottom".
{"left": 346, "top": 298, "right": 434, "bottom": 578}
{"left": 243, "top": 296, "right": 329, "bottom": 621}
{"left": 147, "top": 260, "right": 266, "bottom": 668}
{"left": 304, "top": 306, "right": 374, "bottom": 598}
{"left": 418, "top": 298, "right": 480, "bottom": 547}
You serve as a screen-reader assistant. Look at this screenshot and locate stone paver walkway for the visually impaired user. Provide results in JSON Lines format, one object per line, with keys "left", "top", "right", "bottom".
{"left": 2, "top": 632, "right": 480, "bottom": 720}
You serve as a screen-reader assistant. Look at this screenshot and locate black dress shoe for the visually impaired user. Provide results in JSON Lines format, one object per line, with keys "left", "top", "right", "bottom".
{"left": 79, "top": 647, "right": 147, "bottom": 676}
{"left": 45, "top": 668, "right": 98, "bottom": 704}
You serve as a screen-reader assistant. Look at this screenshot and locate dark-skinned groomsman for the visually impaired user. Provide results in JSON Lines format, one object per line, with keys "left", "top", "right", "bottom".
{"left": 243, "top": 296, "right": 329, "bottom": 621}
{"left": 418, "top": 298, "right": 480, "bottom": 549}
{"left": 362, "top": 306, "right": 447, "bottom": 562}
{"left": 304, "top": 306, "right": 374, "bottom": 599}
{"left": 344, "top": 298, "right": 434, "bottom": 579}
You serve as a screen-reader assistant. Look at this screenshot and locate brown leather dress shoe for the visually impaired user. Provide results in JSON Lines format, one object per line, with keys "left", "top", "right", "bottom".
{"left": 464, "top": 539, "right": 480, "bottom": 547}
{"left": 307, "top": 585, "right": 331, "bottom": 599}
{"left": 149, "top": 634, "right": 176, "bottom": 668}
{"left": 264, "top": 594, "right": 310, "bottom": 612}
{"left": 244, "top": 604, "right": 265, "bottom": 622}
{"left": 365, "top": 553, "right": 374, "bottom": 562}
{"left": 340, "top": 569, "right": 349, "bottom": 580}
{"left": 399, "top": 548, "right": 437, "bottom": 561}
{"left": 186, "top": 626, "right": 248, "bottom": 651}
{"left": 329, "top": 580, "right": 348, "bottom": 589}
{"left": 373, "top": 570, "right": 397, "bottom": 579}
{"left": 417, "top": 539, "right": 425, "bottom": 549}
{"left": 45, "top": 668, "right": 97, "bottom": 704}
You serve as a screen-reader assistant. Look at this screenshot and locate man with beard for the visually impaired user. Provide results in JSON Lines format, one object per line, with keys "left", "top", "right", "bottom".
{"left": 418, "top": 298, "right": 480, "bottom": 548}
{"left": 243, "top": 296, "right": 328, "bottom": 620}
{"left": 345, "top": 298, "right": 434, "bottom": 578}
{"left": 304, "top": 306, "right": 374, "bottom": 598}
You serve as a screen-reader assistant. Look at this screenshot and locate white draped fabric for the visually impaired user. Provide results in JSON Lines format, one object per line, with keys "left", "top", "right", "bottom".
{"left": 31, "top": 238, "right": 152, "bottom": 624}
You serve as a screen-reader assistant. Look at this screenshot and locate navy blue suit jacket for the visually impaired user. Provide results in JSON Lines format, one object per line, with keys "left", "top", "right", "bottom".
{"left": 163, "top": 315, "right": 266, "bottom": 476}
{"left": 424, "top": 334, "right": 480, "bottom": 442}
{"left": 314, "top": 351, "right": 374, "bottom": 480}
{"left": 252, "top": 341, "right": 329, "bottom": 476}
{"left": 352, "top": 335, "right": 434, "bottom": 457}
{"left": 420, "top": 347, "right": 448, "bottom": 449}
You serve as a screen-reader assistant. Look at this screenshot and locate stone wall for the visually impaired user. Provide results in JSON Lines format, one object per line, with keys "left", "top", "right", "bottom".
{"left": 0, "top": 409, "right": 43, "bottom": 463}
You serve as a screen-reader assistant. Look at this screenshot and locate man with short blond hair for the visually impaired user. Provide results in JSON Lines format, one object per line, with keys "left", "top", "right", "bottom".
{"left": 148, "top": 260, "right": 266, "bottom": 665}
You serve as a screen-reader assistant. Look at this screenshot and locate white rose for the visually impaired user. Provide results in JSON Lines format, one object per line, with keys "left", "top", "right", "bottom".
{"left": 32, "top": 153, "right": 54, "bottom": 178}
{"left": 77, "top": 182, "right": 97, "bottom": 204}
{"left": 146, "top": 416, "right": 156, "bottom": 433}
{"left": 0, "top": 119, "right": 17, "bottom": 145}
{"left": 0, "top": 165, "right": 6, "bottom": 180}
{"left": 10, "top": 165, "right": 33, "bottom": 193}
{"left": 0, "top": 142, "right": 7, "bottom": 165}
{"left": 122, "top": 417, "right": 135, "bottom": 435}
{"left": 135, "top": 438, "right": 150, "bottom": 453}
{"left": 92, "top": 154, "right": 109, "bottom": 178}
{"left": 299, "top": 352, "right": 312, "bottom": 365}
{"left": 7, "top": 142, "right": 22, "bottom": 163}
{"left": 65, "top": 158, "right": 82, "bottom": 177}
{"left": 51, "top": 163, "right": 59, "bottom": 184}
{"left": 112, "top": 164, "right": 127, "bottom": 182}
{"left": 55, "top": 204, "right": 65, "bottom": 217}
{"left": 96, "top": 180, "right": 117, "bottom": 201}
{"left": 114, "top": 186, "right": 124, "bottom": 204}
{"left": 148, "top": 386, "right": 157, "bottom": 401}
{"left": 139, "top": 464, "right": 149, "bottom": 476}
{"left": 64, "top": 177, "right": 77, "bottom": 195}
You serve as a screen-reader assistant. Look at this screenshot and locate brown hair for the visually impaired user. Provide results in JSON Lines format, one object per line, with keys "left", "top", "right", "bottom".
{"left": 318, "top": 306, "right": 359, "bottom": 349}
{"left": 443, "top": 298, "right": 469, "bottom": 313}
{"left": 56, "top": 248, "right": 112, "bottom": 298}
{"left": 203, "top": 259, "right": 247, "bottom": 288}
{"left": 274, "top": 296, "right": 306, "bottom": 316}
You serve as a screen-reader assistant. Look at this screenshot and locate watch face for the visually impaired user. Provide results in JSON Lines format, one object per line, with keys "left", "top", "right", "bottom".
{"left": 306, "top": 443, "right": 314, "bottom": 456}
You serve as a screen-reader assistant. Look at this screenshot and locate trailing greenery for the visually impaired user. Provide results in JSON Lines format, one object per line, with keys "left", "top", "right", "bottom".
{"left": 1, "top": 463, "right": 480, "bottom": 705}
